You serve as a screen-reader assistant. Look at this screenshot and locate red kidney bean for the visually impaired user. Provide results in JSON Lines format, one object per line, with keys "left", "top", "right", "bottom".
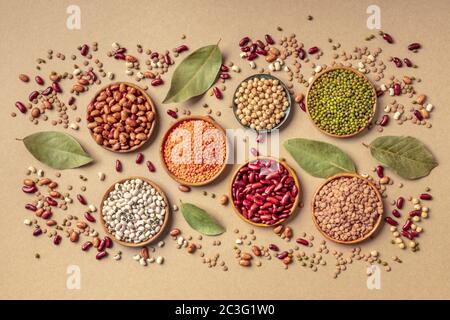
{"left": 146, "top": 160, "right": 155, "bottom": 172}
{"left": 213, "top": 87, "right": 222, "bottom": 99}
{"left": 33, "top": 228, "right": 42, "bottom": 236}
{"left": 298, "top": 101, "right": 306, "bottom": 112}
{"left": 164, "top": 53, "right": 173, "bottom": 65}
{"left": 394, "top": 83, "right": 401, "bottom": 96}
{"left": 297, "top": 48, "right": 306, "bottom": 60}
{"left": 114, "top": 53, "right": 126, "bottom": 60}
{"left": 220, "top": 64, "right": 229, "bottom": 72}
{"left": 135, "top": 152, "right": 144, "bottom": 164}
{"left": 167, "top": 109, "right": 178, "bottom": 119}
{"left": 382, "top": 33, "right": 394, "bottom": 43}
{"left": 265, "top": 34, "right": 275, "bottom": 45}
{"left": 252, "top": 40, "right": 263, "bottom": 49}
{"left": 220, "top": 73, "right": 230, "bottom": 79}
{"left": 277, "top": 251, "right": 289, "bottom": 259}
{"left": 247, "top": 52, "right": 257, "bottom": 61}
{"left": 241, "top": 46, "right": 250, "bottom": 52}
{"left": 409, "top": 210, "right": 421, "bottom": 217}
{"left": 115, "top": 160, "right": 122, "bottom": 172}
{"left": 104, "top": 236, "right": 112, "bottom": 248}
{"left": 403, "top": 58, "right": 413, "bottom": 67}
{"left": 250, "top": 147, "right": 259, "bottom": 157}
{"left": 96, "top": 251, "right": 108, "bottom": 260}
{"left": 29, "top": 91, "right": 39, "bottom": 101}
{"left": 392, "top": 209, "right": 401, "bottom": 218}
{"left": 256, "top": 49, "right": 268, "bottom": 56}
{"left": 84, "top": 212, "right": 96, "bottom": 223}
{"left": 77, "top": 194, "right": 87, "bottom": 205}
{"left": 151, "top": 78, "right": 163, "bottom": 86}
{"left": 296, "top": 238, "right": 309, "bottom": 246}
{"left": 68, "top": 97, "right": 76, "bottom": 105}
{"left": 385, "top": 217, "right": 398, "bottom": 226}
{"left": 41, "top": 210, "right": 52, "bottom": 219}
{"left": 98, "top": 239, "right": 106, "bottom": 252}
{"left": 376, "top": 89, "right": 384, "bottom": 97}
{"left": 25, "top": 204, "right": 37, "bottom": 211}
{"left": 408, "top": 43, "right": 421, "bottom": 50}
{"left": 396, "top": 197, "right": 404, "bottom": 209}
{"left": 401, "top": 230, "right": 413, "bottom": 240}
{"left": 150, "top": 52, "right": 159, "bottom": 59}
{"left": 52, "top": 81, "right": 62, "bottom": 93}
{"left": 22, "top": 185, "right": 37, "bottom": 194}
{"left": 413, "top": 110, "right": 423, "bottom": 121}
{"left": 410, "top": 231, "right": 419, "bottom": 238}
{"left": 116, "top": 47, "right": 127, "bottom": 54}
{"left": 41, "top": 86, "right": 53, "bottom": 96}
{"left": 35, "top": 76, "right": 44, "bottom": 85}
{"left": 307, "top": 46, "right": 319, "bottom": 54}
{"left": 379, "top": 115, "right": 389, "bottom": 126}
{"left": 175, "top": 44, "right": 189, "bottom": 53}
{"left": 402, "top": 219, "right": 412, "bottom": 231}
{"left": 88, "top": 70, "right": 97, "bottom": 81}
{"left": 81, "top": 241, "right": 93, "bottom": 251}
{"left": 269, "top": 244, "right": 279, "bottom": 251}
{"left": 46, "top": 197, "right": 57, "bottom": 206}
{"left": 376, "top": 165, "right": 384, "bottom": 178}
{"left": 239, "top": 36, "right": 250, "bottom": 47}
{"left": 15, "top": 101, "right": 27, "bottom": 114}
{"left": 80, "top": 44, "right": 89, "bottom": 56}
{"left": 53, "top": 235, "right": 62, "bottom": 245}
{"left": 420, "top": 193, "right": 432, "bottom": 200}
{"left": 393, "top": 57, "right": 402, "bottom": 68}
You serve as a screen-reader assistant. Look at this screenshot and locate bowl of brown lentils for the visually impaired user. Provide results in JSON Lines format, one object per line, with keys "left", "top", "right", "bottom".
{"left": 232, "top": 74, "right": 292, "bottom": 133}
{"left": 86, "top": 82, "right": 157, "bottom": 152}
{"left": 311, "top": 173, "right": 383, "bottom": 244}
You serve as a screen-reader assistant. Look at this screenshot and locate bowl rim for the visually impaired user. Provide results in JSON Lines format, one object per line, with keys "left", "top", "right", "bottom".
{"left": 232, "top": 73, "right": 292, "bottom": 134}
{"left": 229, "top": 156, "right": 301, "bottom": 227}
{"left": 311, "top": 172, "right": 384, "bottom": 244}
{"left": 159, "top": 115, "right": 229, "bottom": 186}
{"left": 87, "top": 81, "right": 157, "bottom": 153}
{"left": 305, "top": 66, "right": 378, "bottom": 138}
{"left": 99, "top": 176, "right": 170, "bottom": 247}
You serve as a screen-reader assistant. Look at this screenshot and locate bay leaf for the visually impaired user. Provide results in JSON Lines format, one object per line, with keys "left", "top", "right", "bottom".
{"left": 369, "top": 136, "right": 438, "bottom": 179}
{"left": 163, "top": 44, "right": 222, "bottom": 103}
{"left": 23, "top": 131, "right": 93, "bottom": 170}
{"left": 180, "top": 203, "right": 225, "bottom": 236}
{"left": 283, "top": 138, "right": 356, "bottom": 178}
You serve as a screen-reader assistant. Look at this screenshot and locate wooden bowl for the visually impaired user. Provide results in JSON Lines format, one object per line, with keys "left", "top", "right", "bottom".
{"left": 305, "top": 66, "right": 377, "bottom": 138}
{"left": 99, "top": 176, "right": 170, "bottom": 247}
{"left": 87, "top": 82, "right": 157, "bottom": 153}
{"left": 229, "top": 157, "right": 301, "bottom": 227}
{"left": 311, "top": 173, "right": 383, "bottom": 244}
{"left": 160, "top": 115, "right": 229, "bottom": 187}
{"left": 232, "top": 73, "right": 292, "bottom": 133}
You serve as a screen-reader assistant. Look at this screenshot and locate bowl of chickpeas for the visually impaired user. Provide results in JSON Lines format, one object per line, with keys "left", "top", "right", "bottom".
{"left": 232, "top": 74, "right": 292, "bottom": 133}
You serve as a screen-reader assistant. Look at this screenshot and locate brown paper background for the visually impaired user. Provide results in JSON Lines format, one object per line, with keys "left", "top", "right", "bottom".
{"left": 1, "top": 0, "right": 449, "bottom": 299}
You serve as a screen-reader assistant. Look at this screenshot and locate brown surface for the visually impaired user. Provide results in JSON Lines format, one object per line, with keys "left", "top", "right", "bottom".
{"left": 1, "top": 0, "right": 450, "bottom": 300}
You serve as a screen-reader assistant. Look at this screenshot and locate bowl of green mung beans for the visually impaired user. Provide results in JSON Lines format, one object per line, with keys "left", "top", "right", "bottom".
{"left": 305, "top": 66, "right": 377, "bottom": 138}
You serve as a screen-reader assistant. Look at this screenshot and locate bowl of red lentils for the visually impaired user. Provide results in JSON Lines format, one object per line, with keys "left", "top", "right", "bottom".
{"left": 232, "top": 74, "right": 292, "bottom": 133}
{"left": 160, "top": 115, "right": 228, "bottom": 186}
{"left": 311, "top": 173, "right": 383, "bottom": 244}
{"left": 230, "top": 157, "right": 301, "bottom": 227}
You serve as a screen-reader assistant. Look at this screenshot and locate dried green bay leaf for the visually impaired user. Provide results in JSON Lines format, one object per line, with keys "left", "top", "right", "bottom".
{"left": 284, "top": 138, "right": 356, "bottom": 178}
{"left": 180, "top": 203, "right": 225, "bottom": 236}
{"left": 23, "top": 131, "right": 93, "bottom": 170}
{"left": 369, "top": 136, "right": 437, "bottom": 180}
{"left": 163, "top": 44, "right": 222, "bottom": 103}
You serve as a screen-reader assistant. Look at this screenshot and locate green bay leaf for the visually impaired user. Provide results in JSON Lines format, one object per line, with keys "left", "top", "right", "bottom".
{"left": 369, "top": 136, "right": 438, "bottom": 180}
{"left": 163, "top": 44, "right": 222, "bottom": 103}
{"left": 180, "top": 203, "right": 225, "bottom": 236}
{"left": 23, "top": 131, "right": 93, "bottom": 170}
{"left": 284, "top": 138, "right": 356, "bottom": 178}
